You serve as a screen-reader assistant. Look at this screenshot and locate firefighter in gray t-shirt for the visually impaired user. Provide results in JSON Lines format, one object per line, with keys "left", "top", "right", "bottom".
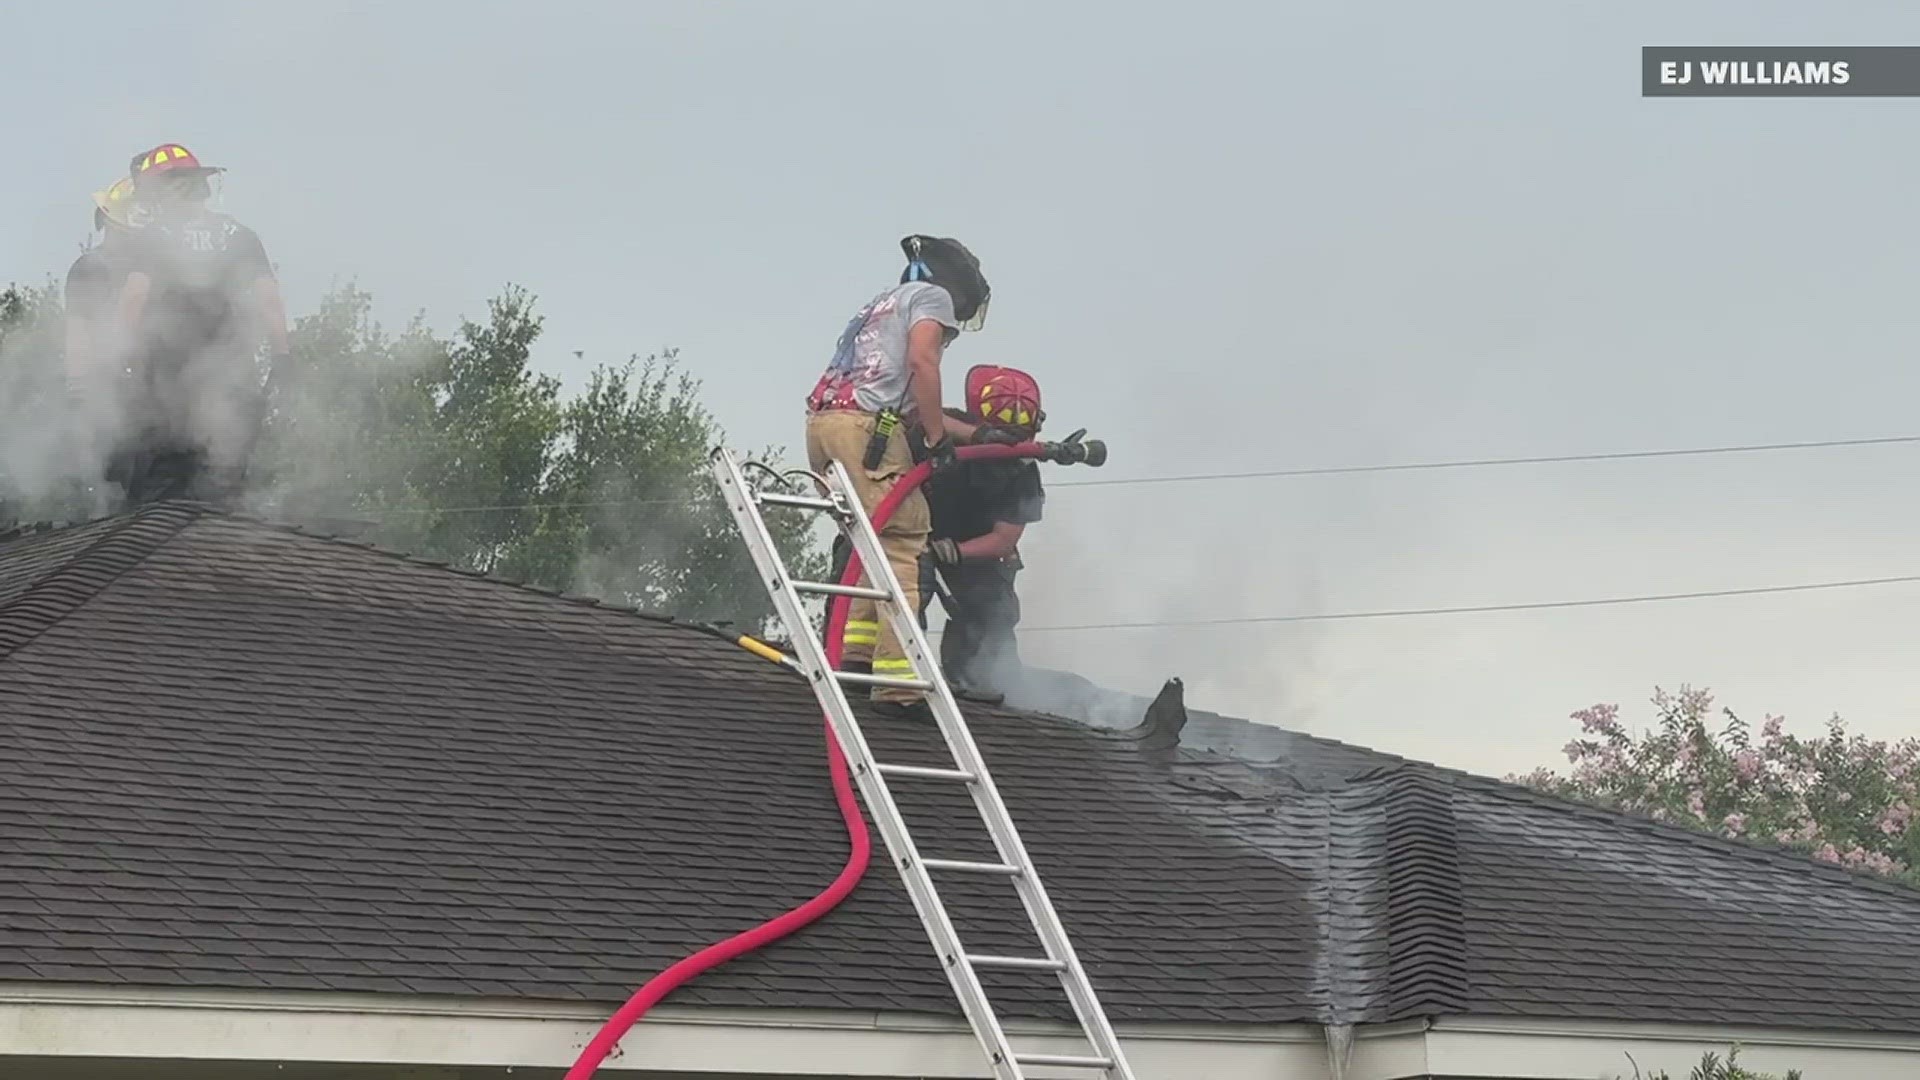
{"left": 805, "top": 235, "right": 992, "bottom": 720}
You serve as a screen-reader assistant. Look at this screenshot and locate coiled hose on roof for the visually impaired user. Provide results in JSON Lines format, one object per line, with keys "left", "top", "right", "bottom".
{"left": 565, "top": 442, "right": 1050, "bottom": 1079}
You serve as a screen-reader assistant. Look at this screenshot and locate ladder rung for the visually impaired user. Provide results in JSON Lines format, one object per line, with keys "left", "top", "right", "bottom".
{"left": 756, "top": 492, "right": 839, "bottom": 512}
{"left": 921, "top": 858, "right": 1021, "bottom": 876}
{"left": 875, "top": 763, "right": 976, "bottom": 782}
{"left": 1015, "top": 1053, "right": 1116, "bottom": 1070}
{"left": 837, "top": 670, "right": 934, "bottom": 691}
{"left": 966, "top": 953, "right": 1065, "bottom": 971}
{"left": 795, "top": 580, "right": 890, "bottom": 600}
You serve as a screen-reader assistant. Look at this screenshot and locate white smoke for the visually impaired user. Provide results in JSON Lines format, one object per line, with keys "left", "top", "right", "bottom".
{"left": 1, "top": 205, "right": 291, "bottom": 520}
{"left": 0, "top": 279, "right": 116, "bottom": 518}
{"left": 939, "top": 471, "right": 1343, "bottom": 736}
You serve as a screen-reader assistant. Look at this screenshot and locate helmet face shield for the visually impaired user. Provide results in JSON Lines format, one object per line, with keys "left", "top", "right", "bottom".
{"left": 151, "top": 170, "right": 213, "bottom": 203}
{"left": 958, "top": 293, "right": 989, "bottom": 332}
{"left": 900, "top": 233, "right": 989, "bottom": 331}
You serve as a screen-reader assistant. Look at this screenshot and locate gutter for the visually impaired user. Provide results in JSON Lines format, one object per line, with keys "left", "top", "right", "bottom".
{"left": 0, "top": 983, "right": 1328, "bottom": 1079}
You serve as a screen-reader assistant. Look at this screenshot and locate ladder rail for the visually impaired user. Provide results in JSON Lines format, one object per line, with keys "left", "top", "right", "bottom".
{"left": 710, "top": 451, "right": 1028, "bottom": 1079}
{"left": 830, "top": 460, "right": 1137, "bottom": 1079}
{"left": 711, "top": 449, "right": 1140, "bottom": 1080}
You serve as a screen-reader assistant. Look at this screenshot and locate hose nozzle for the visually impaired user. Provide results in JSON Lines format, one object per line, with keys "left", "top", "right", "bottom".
{"left": 1041, "top": 429, "right": 1106, "bottom": 467}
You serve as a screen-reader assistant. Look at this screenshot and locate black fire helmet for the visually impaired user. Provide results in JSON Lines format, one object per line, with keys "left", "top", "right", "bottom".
{"left": 899, "top": 234, "right": 990, "bottom": 331}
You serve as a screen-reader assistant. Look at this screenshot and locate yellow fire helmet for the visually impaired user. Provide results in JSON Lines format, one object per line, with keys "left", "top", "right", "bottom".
{"left": 90, "top": 177, "right": 145, "bottom": 230}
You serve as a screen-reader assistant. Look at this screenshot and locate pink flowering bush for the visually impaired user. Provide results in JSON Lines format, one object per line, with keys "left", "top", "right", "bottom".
{"left": 1511, "top": 686, "right": 1920, "bottom": 884}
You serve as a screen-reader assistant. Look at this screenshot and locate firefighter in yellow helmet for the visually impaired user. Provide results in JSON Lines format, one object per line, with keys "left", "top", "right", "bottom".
{"left": 108, "top": 143, "right": 290, "bottom": 508}
{"left": 63, "top": 178, "right": 144, "bottom": 386}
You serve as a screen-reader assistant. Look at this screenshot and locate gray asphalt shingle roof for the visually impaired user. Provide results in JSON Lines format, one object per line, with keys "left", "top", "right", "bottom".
{"left": 2, "top": 501, "right": 1918, "bottom": 1034}
{"left": 1016, "top": 669, "right": 1920, "bottom": 1031}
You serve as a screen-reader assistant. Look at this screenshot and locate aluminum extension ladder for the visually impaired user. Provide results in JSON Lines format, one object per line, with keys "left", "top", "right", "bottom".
{"left": 710, "top": 448, "right": 1139, "bottom": 1080}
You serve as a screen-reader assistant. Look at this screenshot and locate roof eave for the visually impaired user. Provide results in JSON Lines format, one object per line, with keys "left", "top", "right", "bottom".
{"left": 0, "top": 982, "right": 1323, "bottom": 1078}
{"left": 12, "top": 982, "right": 1920, "bottom": 1080}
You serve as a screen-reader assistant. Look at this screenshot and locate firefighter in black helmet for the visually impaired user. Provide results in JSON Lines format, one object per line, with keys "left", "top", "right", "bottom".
{"left": 807, "top": 234, "right": 995, "bottom": 720}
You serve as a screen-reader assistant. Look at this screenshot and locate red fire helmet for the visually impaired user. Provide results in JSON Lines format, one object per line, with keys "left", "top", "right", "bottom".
{"left": 966, "top": 364, "right": 1043, "bottom": 431}
{"left": 129, "top": 143, "right": 224, "bottom": 186}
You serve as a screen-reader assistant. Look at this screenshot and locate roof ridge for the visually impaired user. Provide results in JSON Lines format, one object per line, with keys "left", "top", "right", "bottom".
{"left": 1378, "top": 769, "right": 1469, "bottom": 1018}
{"left": 1452, "top": 760, "right": 1920, "bottom": 902}
{"left": 184, "top": 505, "right": 755, "bottom": 647}
{"left": 1335, "top": 755, "right": 1920, "bottom": 903}
{"left": 1189, "top": 708, "right": 1920, "bottom": 904}
{"left": 0, "top": 520, "right": 66, "bottom": 545}
{"left": 156, "top": 511, "right": 1181, "bottom": 738}
{"left": 0, "top": 501, "right": 205, "bottom": 662}
{"left": 971, "top": 669, "right": 1920, "bottom": 903}
{"left": 266, "top": 515, "right": 1164, "bottom": 739}
{"left": 0, "top": 513, "right": 124, "bottom": 548}
{"left": 2, "top": 507, "right": 1148, "bottom": 738}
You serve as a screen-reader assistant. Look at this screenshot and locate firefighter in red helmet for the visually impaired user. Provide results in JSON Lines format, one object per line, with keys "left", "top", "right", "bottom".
{"left": 108, "top": 143, "right": 290, "bottom": 508}
{"left": 908, "top": 365, "right": 1048, "bottom": 705}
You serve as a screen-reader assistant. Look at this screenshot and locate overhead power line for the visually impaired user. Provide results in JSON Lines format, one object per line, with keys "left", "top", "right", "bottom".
{"left": 1047, "top": 433, "right": 1920, "bottom": 489}
{"left": 297, "top": 431, "right": 1920, "bottom": 517}
{"left": 1013, "top": 572, "right": 1920, "bottom": 633}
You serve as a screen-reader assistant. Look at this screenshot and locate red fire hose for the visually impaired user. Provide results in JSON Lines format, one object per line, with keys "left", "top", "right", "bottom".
{"left": 565, "top": 442, "right": 1056, "bottom": 1079}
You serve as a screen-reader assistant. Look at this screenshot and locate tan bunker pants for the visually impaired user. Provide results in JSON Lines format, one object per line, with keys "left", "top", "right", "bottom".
{"left": 804, "top": 408, "right": 931, "bottom": 704}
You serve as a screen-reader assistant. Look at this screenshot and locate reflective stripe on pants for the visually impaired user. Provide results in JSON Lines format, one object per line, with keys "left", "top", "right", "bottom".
{"left": 842, "top": 618, "right": 880, "bottom": 650}
{"left": 806, "top": 408, "right": 930, "bottom": 703}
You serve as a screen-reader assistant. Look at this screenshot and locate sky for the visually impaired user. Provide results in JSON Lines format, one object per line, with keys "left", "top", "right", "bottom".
{"left": 7, "top": 1, "right": 1920, "bottom": 776}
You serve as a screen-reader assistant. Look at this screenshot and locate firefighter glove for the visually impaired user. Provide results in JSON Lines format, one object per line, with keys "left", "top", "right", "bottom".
{"left": 928, "top": 537, "right": 963, "bottom": 566}
{"left": 927, "top": 433, "right": 960, "bottom": 472}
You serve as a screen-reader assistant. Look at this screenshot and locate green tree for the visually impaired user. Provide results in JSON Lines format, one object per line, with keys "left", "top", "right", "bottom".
{"left": 0, "top": 282, "right": 97, "bottom": 526}
{"left": 253, "top": 282, "right": 447, "bottom": 532}
{"left": 495, "top": 348, "right": 822, "bottom": 626}
{"left": 3, "top": 276, "right": 821, "bottom": 633}
{"left": 255, "top": 283, "right": 822, "bottom": 634}
{"left": 407, "top": 284, "right": 563, "bottom": 574}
